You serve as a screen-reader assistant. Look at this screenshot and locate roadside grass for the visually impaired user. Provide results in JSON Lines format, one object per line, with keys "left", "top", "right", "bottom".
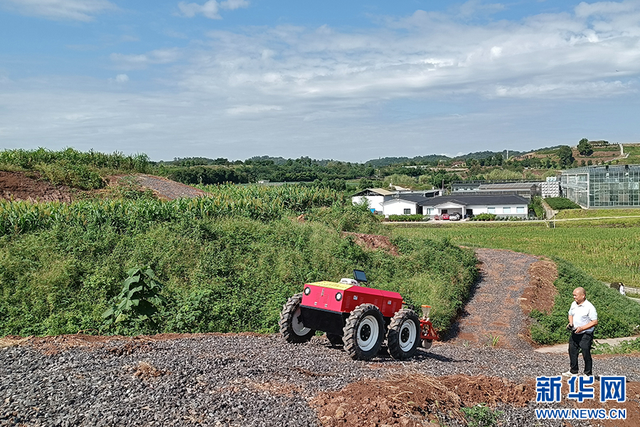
{"left": 529, "top": 260, "right": 640, "bottom": 344}
{"left": 392, "top": 222, "right": 640, "bottom": 288}
{"left": 555, "top": 208, "right": 640, "bottom": 219}
{"left": 593, "top": 338, "right": 640, "bottom": 355}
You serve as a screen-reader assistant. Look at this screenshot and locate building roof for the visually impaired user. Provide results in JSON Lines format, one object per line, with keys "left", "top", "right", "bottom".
{"left": 351, "top": 188, "right": 395, "bottom": 197}
{"left": 419, "top": 194, "right": 529, "bottom": 207}
{"left": 385, "top": 194, "right": 430, "bottom": 204}
{"left": 477, "top": 183, "right": 538, "bottom": 190}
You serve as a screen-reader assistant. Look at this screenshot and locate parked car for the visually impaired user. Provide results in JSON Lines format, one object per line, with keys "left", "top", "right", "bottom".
{"left": 433, "top": 214, "right": 440, "bottom": 220}
{"left": 440, "top": 213, "right": 450, "bottom": 220}
{"left": 449, "top": 213, "right": 461, "bottom": 221}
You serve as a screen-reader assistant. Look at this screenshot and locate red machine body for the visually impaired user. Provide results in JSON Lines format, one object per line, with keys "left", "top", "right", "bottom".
{"left": 280, "top": 277, "right": 439, "bottom": 360}
{"left": 300, "top": 281, "right": 403, "bottom": 317}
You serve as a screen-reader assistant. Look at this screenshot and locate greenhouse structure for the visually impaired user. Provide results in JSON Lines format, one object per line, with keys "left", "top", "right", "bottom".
{"left": 561, "top": 165, "right": 640, "bottom": 208}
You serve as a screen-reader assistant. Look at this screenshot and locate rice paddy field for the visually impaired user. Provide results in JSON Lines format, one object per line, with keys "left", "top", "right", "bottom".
{"left": 391, "top": 219, "right": 640, "bottom": 288}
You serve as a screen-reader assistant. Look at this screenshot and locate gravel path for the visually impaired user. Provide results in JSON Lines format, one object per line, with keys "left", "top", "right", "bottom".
{"left": 2, "top": 249, "right": 639, "bottom": 426}
{"left": 449, "top": 248, "right": 537, "bottom": 350}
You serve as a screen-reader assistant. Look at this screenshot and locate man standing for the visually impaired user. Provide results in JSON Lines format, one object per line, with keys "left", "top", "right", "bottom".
{"left": 563, "top": 287, "right": 598, "bottom": 377}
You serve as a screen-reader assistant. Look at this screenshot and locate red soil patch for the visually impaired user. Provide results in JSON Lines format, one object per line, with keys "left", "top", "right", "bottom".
{"left": 312, "top": 374, "right": 534, "bottom": 426}
{"left": 0, "top": 171, "right": 74, "bottom": 202}
{"left": 343, "top": 232, "right": 400, "bottom": 256}
{"left": 520, "top": 258, "right": 558, "bottom": 317}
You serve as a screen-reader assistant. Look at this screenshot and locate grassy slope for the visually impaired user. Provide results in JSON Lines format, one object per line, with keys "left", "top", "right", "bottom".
{"left": 393, "top": 222, "right": 640, "bottom": 287}
{"left": 0, "top": 213, "right": 477, "bottom": 336}
{"left": 555, "top": 208, "right": 640, "bottom": 219}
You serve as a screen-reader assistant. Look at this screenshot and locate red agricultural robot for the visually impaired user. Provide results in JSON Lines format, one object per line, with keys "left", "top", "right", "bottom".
{"left": 279, "top": 270, "right": 439, "bottom": 360}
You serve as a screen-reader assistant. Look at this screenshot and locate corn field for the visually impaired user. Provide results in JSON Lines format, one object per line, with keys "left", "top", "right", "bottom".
{"left": 0, "top": 147, "right": 151, "bottom": 172}
{"left": 0, "top": 185, "right": 346, "bottom": 236}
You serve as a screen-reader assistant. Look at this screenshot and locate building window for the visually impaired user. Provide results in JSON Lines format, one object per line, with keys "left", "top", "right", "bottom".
{"left": 426, "top": 208, "right": 434, "bottom": 215}
{"left": 503, "top": 207, "right": 511, "bottom": 214}
{"left": 516, "top": 206, "right": 525, "bottom": 214}
{"left": 403, "top": 208, "right": 411, "bottom": 215}
{"left": 488, "top": 207, "right": 496, "bottom": 214}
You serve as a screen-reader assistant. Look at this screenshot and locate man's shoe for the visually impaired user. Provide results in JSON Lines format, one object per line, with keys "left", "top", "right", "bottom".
{"left": 562, "top": 371, "right": 577, "bottom": 377}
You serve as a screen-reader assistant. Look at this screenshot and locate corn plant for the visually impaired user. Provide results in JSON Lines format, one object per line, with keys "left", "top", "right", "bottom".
{"left": 102, "top": 267, "right": 167, "bottom": 333}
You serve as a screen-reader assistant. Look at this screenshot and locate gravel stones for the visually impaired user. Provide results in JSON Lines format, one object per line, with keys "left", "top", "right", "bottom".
{"left": 2, "top": 335, "right": 639, "bottom": 426}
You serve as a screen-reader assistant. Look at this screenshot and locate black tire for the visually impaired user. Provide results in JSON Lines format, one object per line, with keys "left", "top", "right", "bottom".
{"left": 387, "top": 309, "right": 421, "bottom": 360}
{"left": 279, "top": 293, "right": 315, "bottom": 343}
{"left": 326, "top": 333, "right": 343, "bottom": 347}
{"left": 343, "top": 304, "right": 385, "bottom": 360}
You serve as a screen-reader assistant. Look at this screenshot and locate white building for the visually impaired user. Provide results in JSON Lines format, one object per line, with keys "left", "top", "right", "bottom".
{"left": 420, "top": 194, "right": 530, "bottom": 218}
{"left": 382, "top": 194, "right": 430, "bottom": 216}
{"left": 351, "top": 188, "right": 440, "bottom": 214}
{"left": 351, "top": 188, "right": 395, "bottom": 213}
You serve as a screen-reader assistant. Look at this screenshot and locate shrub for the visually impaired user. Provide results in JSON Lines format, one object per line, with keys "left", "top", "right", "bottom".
{"left": 544, "top": 197, "right": 581, "bottom": 210}
{"left": 472, "top": 213, "right": 496, "bottom": 221}
{"left": 387, "top": 214, "right": 426, "bottom": 222}
{"left": 102, "top": 267, "right": 167, "bottom": 334}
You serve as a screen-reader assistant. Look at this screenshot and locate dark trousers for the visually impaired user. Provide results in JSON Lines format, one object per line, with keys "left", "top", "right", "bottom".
{"left": 569, "top": 332, "right": 594, "bottom": 375}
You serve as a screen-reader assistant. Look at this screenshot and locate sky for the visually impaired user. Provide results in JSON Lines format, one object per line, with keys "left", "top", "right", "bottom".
{"left": 0, "top": 0, "right": 639, "bottom": 162}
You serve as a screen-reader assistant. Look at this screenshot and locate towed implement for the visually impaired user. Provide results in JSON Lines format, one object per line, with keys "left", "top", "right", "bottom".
{"left": 279, "top": 271, "right": 439, "bottom": 360}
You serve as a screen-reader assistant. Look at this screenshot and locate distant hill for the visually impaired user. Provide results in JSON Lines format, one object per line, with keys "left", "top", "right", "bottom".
{"left": 453, "top": 150, "right": 526, "bottom": 161}
{"left": 365, "top": 155, "right": 449, "bottom": 167}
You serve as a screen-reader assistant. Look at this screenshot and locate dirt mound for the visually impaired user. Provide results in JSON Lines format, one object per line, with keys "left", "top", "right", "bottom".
{"left": 343, "top": 232, "right": 400, "bottom": 256}
{"left": 0, "top": 171, "right": 74, "bottom": 202}
{"left": 133, "top": 175, "right": 208, "bottom": 200}
{"left": 520, "top": 258, "right": 558, "bottom": 316}
{"left": 312, "top": 374, "right": 534, "bottom": 426}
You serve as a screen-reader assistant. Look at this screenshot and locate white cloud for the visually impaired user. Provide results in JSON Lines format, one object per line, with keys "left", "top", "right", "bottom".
{"left": 0, "top": 0, "right": 117, "bottom": 22}
{"left": 178, "top": 0, "right": 220, "bottom": 19}
{"left": 110, "top": 49, "right": 181, "bottom": 70}
{"left": 226, "top": 104, "right": 282, "bottom": 115}
{"left": 115, "top": 74, "right": 129, "bottom": 83}
{"left": 220, "top": 0, "right": 249, "bottom": 10}
{"left": 177, "top": 0, "right": 248, "bottom": 19}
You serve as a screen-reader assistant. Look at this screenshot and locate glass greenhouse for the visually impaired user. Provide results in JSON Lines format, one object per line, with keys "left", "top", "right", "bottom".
{"left": 561, "top": 165, "right": 640, "bottom": 208}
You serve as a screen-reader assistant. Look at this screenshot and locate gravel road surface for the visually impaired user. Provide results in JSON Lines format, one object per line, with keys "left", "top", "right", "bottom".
{"left": 2, "top": 249, "right": 639, "bottom": 426}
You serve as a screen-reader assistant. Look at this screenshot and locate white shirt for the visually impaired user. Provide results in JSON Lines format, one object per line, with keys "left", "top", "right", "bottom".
{"left": 569, "top": 299, "right": 598, "bottom": 334}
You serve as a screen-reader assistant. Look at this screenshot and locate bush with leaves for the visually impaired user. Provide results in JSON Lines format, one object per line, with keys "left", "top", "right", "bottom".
{"left": 102, "top": 267, "right": 167, "bottom": 334}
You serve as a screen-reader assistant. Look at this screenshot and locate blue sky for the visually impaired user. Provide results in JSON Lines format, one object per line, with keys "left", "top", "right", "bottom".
{"left": 1, "top": 1, "right": 639, "bottom": 162}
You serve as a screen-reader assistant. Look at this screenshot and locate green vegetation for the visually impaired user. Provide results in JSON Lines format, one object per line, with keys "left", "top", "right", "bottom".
{"left": 529, "top": 260, "right": 640, "bottom": 344}
{"left": 0, "top": 147, "right": 151, "bottom": 190}
{"left": 530, "top": 196, "right": 545, "bottom": 218}
{"left": 0, "top": 184, "right": 347, "bottom": 237}
{"left": 593, "top": 338, "right": 640, "bottom": 355}
{"left": 555, "top": 208, "right": 640, "bottom": 219}
{"left": 0, "top": 184, "right": 477, "bottom": 336}
{"left": 577, "top": 138, "right": 593, "bottom": 156}
{"left": 387, "top": 214, "right": 426, "bottom": 222}
{"left": 544, "top": 197, "right": 581, "bottom": 210}
{"left": 102, "top": 267, "right": 167, "bottom": 334}
{"left": 461, "top": 404, "right": 503, "bottom": 427}
{"left": 393, "top": 222, "right": 640, "bottom": 288}
{"left": 470, "top": 213, "right": 497, "bottom": 221}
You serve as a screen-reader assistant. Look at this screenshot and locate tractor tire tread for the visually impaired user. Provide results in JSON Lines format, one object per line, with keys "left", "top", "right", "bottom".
{"left": 387, "top": 308, "right": 420, "bottom": 360}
